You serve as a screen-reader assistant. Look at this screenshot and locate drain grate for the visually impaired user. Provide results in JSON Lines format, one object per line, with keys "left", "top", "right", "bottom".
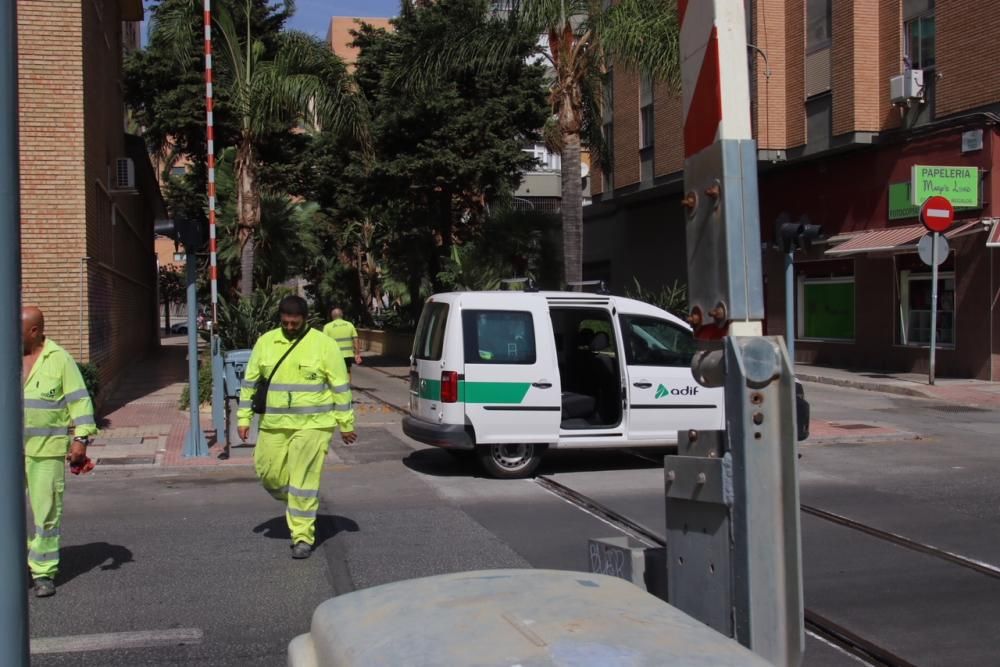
{"left": 832, "top": 423, "right": 880, "bottom": 430}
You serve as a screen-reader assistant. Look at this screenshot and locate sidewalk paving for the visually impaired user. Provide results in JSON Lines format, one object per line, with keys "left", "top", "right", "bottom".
{"left": 796, "top": 363, "right": 1000, "bottom": 408}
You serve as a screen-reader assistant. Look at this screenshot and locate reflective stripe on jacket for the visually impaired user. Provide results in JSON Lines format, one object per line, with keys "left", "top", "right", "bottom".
{"left": 23, "top": 338, "right": 98, "bottom": 457}
{"left": 321, "top": 319, "right": 358, "bottom": 358}
{"left": 237, "top": 328, "right": 354, "bottom": 432}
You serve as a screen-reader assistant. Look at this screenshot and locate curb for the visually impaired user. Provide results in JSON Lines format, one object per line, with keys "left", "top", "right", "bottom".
{"left": 805, "top": 430, "right": 921, "bottom": 445}
{"left": 797, "top": 373, "right": 933, "bottom": 399}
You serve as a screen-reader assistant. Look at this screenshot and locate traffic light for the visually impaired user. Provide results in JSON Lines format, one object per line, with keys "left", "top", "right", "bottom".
{"left": 777, "top": 220, "right": 823, "bottom": 253}
{"left": 154, "top": 216, "right": 205, "bottom": 251}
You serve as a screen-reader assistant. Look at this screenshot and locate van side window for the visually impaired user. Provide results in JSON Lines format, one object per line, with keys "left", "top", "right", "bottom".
{"left": 414, "top": 303, "right": 449, "bottom": 361}
{"left": 620, "top": 315, "right": 696, "bottom": 367}
{"left": 463, "top": 310, "right": 536, "bottom": 365}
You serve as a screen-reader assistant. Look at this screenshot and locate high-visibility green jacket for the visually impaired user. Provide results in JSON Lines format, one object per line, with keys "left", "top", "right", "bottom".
{"left": 238, "top": 328, "right": 354, "bottom": 432}
{"left": 23, "top": 338, "right": 98, "bottom": 457}
{"left": 322, "top": 319, "right": 358, "bottom": 359}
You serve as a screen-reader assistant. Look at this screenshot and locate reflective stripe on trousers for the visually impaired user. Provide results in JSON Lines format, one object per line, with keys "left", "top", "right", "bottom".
{"left": 25, "top": 456, "right": 65, "bottom": 579}
{"left": 253, "top": 429, "right": 332, "bottom": 545}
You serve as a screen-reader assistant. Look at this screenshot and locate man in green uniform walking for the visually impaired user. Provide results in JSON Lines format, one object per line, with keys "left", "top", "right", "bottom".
{"left": 322, "top": 307, "right": 362, "bottom": 375}
{"left": 238, "top": 296, "right": 356, "bottom": 559}
{"left": 22, "top": 306, "right": 98, "bottom": 597}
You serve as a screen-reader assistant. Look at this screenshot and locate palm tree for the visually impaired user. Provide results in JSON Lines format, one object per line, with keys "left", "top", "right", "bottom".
{"left": 153, "top": 0, "right": 368, "bottom": 295}
{"left": 401, "top": 0, "right": 680, "bottom": 285}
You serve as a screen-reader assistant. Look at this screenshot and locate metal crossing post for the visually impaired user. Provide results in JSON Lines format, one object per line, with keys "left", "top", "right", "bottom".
{"left": 668, "top": 1, "right": 804, "bottom": 665}
{"left": 183, "top": 251, "right": 209, "bottom": 457}
{"left": 0, "top": 0, "right": 31, "bottom": 661}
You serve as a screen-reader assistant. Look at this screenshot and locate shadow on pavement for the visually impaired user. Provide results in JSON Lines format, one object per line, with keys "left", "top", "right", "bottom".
{"left": 402, "top": 447, "right": 668, "bottom": 479}
{"left": 252, "top": 514, "right": 359, "bottom": 547}
{"left": 58, "top": 542, "right": 134, "bottom": 586}
{"left": 99, "top": 339, "right": 189, "bottom": 414}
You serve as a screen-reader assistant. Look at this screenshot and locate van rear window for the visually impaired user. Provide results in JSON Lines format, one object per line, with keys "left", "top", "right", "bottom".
{"left": 413, "top": 303, "right": 449, "bottom": 360}
{"left": 462, "top": 310, "right": 536, "bottom": 365}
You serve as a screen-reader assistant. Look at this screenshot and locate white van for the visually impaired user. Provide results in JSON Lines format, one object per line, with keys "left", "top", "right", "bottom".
{"left": 401, "top": 289, "right": 729, "bottom": 478}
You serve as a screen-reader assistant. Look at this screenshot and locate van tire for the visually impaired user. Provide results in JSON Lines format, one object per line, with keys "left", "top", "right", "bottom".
{"left": 477, "top": 443, "right": 546, "bottom": 479}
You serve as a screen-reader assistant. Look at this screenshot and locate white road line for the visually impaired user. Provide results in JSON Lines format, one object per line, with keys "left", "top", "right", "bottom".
{"left": 31, "top": 628, "right": 203, "bottom": 655}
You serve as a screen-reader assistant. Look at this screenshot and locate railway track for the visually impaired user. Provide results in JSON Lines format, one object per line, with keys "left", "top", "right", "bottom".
{"left": 535, "top": 473, "right": 923, "bottom": 667}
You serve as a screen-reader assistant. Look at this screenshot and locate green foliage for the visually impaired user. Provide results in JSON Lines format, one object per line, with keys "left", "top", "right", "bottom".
{"left": 626, "top": 278, "right": 688, "bottom": 319}
{"left": 179, "top": 359, "right": 213, "bottom": 410}
{"left": 214, "top": 289, "right": 291, "bottom": 351}
{"left": 158, "top": 265, "right": 185, "bottom": 305}
{"left": 436, "top": 208, "right": 562, "bottom": 292}
{"left": 395, "top": 0, "right": 682, "bottom": 284}
{"left": 125, "top": 0, "right": 294, "bottom": 165}
{"left": 349, "top": 0, "right": 549, "bottom": 295}
{"left": 77, "top": 363, "right": 100, "bottom": 403}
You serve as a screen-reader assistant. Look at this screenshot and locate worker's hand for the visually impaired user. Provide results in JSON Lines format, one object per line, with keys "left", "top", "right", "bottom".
{"left": 67, "top": 441, "right": 87, "bottom": 466}
{"left": 238, "top": 426, "right": 250, "bottom": 442}
{"left": 354, "top": 354, "right": 363, "bottom": 365}
{"left": 341, "top": 430, "right": 358, "bottom": 446}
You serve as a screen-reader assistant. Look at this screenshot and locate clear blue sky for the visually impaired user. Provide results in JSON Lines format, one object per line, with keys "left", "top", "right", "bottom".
{"left": 287, "top": 0, "right": 399, "bottom": 36}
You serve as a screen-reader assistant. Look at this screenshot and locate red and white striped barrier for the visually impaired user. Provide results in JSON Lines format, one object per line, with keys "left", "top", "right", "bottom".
{"left": 679, "top": 0, "right": 752, "bottom": 160}
{"left": 204, "top": 0, "right": 218, "bottom": 319}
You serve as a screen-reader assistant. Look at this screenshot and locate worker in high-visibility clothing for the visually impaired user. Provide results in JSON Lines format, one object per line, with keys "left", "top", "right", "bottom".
{"left": 22, "top": 306, "right": 98, "bottom": 598}
{"left": 238, "top": 296, "right": 357, "bottom": 559}
{"left": 322, "top": 307, "right": 362, "bottom": 376}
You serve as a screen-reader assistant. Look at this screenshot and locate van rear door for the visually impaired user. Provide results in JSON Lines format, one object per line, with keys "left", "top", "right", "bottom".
{"left": 461, "top": 300, "right": 561, "bottom": 444}
{"left": 410, "top": 300, "right": 460, "bottom": 426}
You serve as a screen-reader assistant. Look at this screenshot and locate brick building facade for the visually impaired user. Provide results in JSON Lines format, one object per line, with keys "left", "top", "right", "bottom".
{"left": 18, "top": 0, "right": 164, "bottom": 392}
{"left": 586, "top": 0, "right": 1000, "bottom": 379}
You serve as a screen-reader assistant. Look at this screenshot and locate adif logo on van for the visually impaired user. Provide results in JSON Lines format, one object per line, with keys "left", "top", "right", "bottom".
{"left": 654, "top": 384, "right": 699, "bottom": 399}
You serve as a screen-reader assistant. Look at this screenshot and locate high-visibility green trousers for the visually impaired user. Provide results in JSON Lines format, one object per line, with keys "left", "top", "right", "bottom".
{"left": 254, "top": 428, "right": 333, "bottom": 546}
{"left": 25, "top": 456, "right": 65, "bottom": 580}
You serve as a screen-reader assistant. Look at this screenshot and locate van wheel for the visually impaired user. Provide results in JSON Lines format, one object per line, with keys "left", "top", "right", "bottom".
{"left": 478, "top": 443, "right": 546, "bottom": 479}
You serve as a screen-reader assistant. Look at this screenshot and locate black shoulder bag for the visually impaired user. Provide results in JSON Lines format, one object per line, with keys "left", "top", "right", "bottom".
{"left": 252, "top": 331, "right": 309, "bottom": 415}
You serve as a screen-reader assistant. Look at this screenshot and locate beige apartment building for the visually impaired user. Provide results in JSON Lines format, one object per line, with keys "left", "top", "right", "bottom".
{"left": 587, "top": 0, "right": 1000, "bottom": 379}
{"left": 18, "top": 0, "right": 165, "bottom": 392}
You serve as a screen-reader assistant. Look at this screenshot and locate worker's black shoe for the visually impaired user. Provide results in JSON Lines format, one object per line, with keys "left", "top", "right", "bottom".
{"left": 34, "top": 578, "right": 55, "bottom": 598}
{"left": 291, "top": 542, "right": 312, "bottom": 559}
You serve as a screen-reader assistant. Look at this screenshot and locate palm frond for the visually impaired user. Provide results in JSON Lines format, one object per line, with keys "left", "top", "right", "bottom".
{"left": 213, "top": 3, "right": 248, "bottom": 86}
{"left": 149, "top": 0, "right": 201, "bottom": 64}
{"left": 596, "top": 0, "right": 681, "bottom": 87}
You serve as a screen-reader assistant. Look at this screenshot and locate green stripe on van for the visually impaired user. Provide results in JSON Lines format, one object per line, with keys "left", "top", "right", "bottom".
{"left": 416, "top": 378, "right": 529, "bottom": 404}
{"left": 461, "top": 381, "right": 530, "bottom": 404}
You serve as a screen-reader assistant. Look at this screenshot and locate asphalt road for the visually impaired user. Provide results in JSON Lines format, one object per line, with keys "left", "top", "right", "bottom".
{"left": 24, "top": 373, "right": 1000, "bottom": 665}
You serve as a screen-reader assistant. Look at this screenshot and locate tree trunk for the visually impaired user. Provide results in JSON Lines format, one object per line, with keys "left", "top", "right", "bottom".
{"left": 235, "top": 139, "right": 261, "bottom": 297}
{"left": 163, "top": 300, "right": 171, "bottom": 334}
{"left": 560, "top": 131, "right": 583, "bottom": 286}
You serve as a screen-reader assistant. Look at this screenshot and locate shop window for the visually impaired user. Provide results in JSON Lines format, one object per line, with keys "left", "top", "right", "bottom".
{"left": 797, "top": 277, "right": 855, "bottom": 341}
{"left": 898, "top": 270, "right": 954, "bottom": 347}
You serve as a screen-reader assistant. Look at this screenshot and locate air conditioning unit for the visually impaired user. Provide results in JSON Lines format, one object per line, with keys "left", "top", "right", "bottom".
{"left": 114, "top": 157, "right": 136, "bottom": 190}
{"left": 890, "top": 69, "right": 924, "bottom": 105}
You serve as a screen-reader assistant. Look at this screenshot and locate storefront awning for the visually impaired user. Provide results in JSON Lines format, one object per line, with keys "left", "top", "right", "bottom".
{"left": 825, "top": 221, "right": 985, "bottom": 256}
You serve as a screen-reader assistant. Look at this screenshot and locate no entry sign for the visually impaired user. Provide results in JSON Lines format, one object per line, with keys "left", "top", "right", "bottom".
{"left": 920, "top": 196, "right": 954, "bottom": 233}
